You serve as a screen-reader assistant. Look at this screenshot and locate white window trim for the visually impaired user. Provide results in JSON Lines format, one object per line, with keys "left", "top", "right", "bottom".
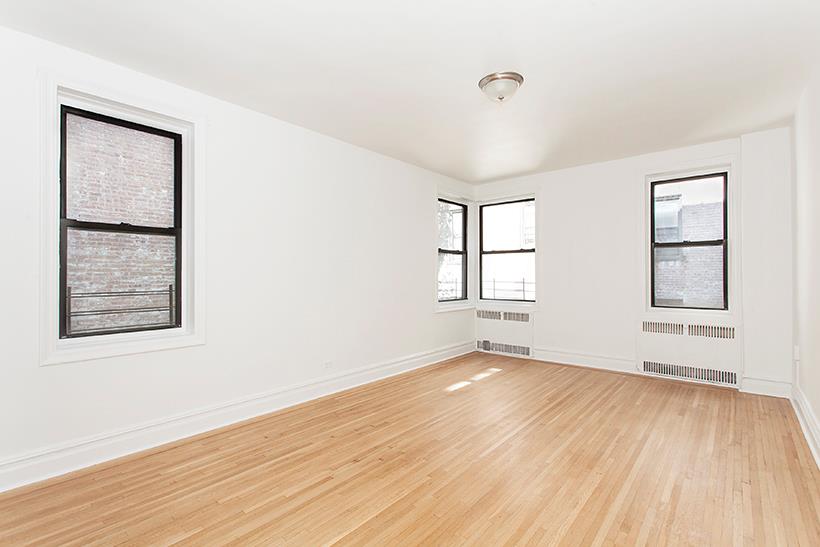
{"left": 435, "top": 193, "right": 477, "bottom": 312}
{"left": 37, "top": 71, "right": 207, "bottom": 365}
{"left": 641, "top": 158, "right": 742, "bottom": 320}
{"left": 435, "top": 303, "right": 475, "bottom": 313}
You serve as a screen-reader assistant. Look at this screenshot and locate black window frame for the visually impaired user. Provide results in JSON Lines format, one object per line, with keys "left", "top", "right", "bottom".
{"left": 59, "top": 105, "right": 183, "bottom": 339}
{"left": 437, "top": 198, "right": 468, "bottom": 302}
{"left": 479, "top": 198, "right": 536, "bottom": 302}
{"left": 650, "top": 171, "right": 728, "bottom": 311}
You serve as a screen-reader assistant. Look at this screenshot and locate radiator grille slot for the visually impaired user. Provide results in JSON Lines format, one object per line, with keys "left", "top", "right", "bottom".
{"left": 478, "top": 340, "right": 531, "bottom": 356}
{"left": 476, "top": 310, "right": 502, "bottom": 320}
{"left": 477, "top": 310, "right": 531, "bottom": 322}
{"left": 642, "top": 321, "right": 684, "bottom": 335}
{"left": 688, "top": 324, "right": 735, "bottom": 339}
{"left": 642, "top": 360, "right": 736, "bottom": 386}
{"left": 503, "top": 312, "right": 530, "bottom": 322}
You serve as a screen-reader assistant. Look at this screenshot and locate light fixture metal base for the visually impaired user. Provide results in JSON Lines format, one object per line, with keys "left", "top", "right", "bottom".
{"left": 478, "top": 71, "right": 524, "bottom": 90}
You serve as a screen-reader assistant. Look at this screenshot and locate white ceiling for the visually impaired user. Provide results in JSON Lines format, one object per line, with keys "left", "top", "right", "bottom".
{"left": 1, "top": 0, "right": 819, "bottom": 183}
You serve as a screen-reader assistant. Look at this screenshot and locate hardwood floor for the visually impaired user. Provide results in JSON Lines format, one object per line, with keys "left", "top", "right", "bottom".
{"left": 1, "top": 353, "right": 819, "bottom": 545}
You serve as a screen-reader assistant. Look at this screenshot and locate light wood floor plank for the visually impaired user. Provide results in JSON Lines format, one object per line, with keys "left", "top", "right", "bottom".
{"left": 1, "top": 352, "right": 819, "bottom": 545}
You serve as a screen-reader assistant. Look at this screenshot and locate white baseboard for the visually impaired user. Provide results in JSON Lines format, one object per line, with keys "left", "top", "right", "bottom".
{"left": 532, "top": 347, "right": 637, "bottom": 375}
{"left": 740, "top": 376, "right": 792, "bottom": 398}
{"left": 792, "top": 385, "right": 820, "bottom": 470}
{"left": 0, "top": 341, "right": 475, "bottom": 493}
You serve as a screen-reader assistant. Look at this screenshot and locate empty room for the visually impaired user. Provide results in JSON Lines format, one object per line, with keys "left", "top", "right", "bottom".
{"left": 1, "top": 0, "right": 820, "bottom": 544}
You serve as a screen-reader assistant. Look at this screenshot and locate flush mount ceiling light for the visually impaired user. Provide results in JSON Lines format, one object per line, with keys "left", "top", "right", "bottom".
{"left": 478, "top": 71, "right": 524, "bottom": 103}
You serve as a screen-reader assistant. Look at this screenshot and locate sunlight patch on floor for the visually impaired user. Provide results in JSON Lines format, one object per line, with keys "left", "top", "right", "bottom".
{"left": 446, "top": 368, "right": 502, "bottom": 391}
{"left": 470, "top": 367, "right": 502, "bottom": 382}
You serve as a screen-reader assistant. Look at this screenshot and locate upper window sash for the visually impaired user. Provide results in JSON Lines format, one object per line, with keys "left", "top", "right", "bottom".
{"left": 480, "top": 198, "right": 536, "bottom": 253}
{"left": 651, "top": 173, "right": 726, "bottom": 246}
{"left": 438, "top": 198, "right": 467, "bottom": 253}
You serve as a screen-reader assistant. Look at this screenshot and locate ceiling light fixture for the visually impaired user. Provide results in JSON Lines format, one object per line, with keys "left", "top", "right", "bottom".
{"left": 478, "top": 71, "right": 524, "bottom": 103}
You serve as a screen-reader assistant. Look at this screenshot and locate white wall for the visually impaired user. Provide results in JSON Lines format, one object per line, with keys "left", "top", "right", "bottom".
{"left": 474, "top": 131, "right": 794, "bottom": 394}
{"left": 740, "top": 129, "right": 794, "bottom": 393}
{"left": 794, "top": 66, "right": 820, "bottom": 460}
{"left": 0, "top": 26, "right": 475, "bottom": 490}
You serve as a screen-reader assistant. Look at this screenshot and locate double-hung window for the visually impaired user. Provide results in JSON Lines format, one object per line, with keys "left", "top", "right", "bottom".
{"left": 437, "top": 199, "right": 468, "bottom": 301}
{"left": 60, "top": 105, "right": 182, "bottom": 338}
{"left": 480, "top": 199, "right": 535, "bottom": 301}
{"left": 651, "top": 172, "right": 727, "bottom": 310}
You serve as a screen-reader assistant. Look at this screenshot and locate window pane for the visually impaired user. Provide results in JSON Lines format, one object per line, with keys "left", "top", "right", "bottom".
{"left": 66, "top": 229, "right": 177, "bottom": 334}
{"left": 654, "top": 245, "right": 724, "bottom": 309}
{"left": 482, "top": 201, "right": 535, "bottom": 251}
{"left": 438, "top": 252, "right": 465, "bottom": 300}
{"left": 654, "top": 176, "right": 724, "bottom": 243}
{"left": 438, "top": 201, "right": 465, "bottom": 251}
{"left": 65, "top": 113, "right": 176, "bottom": 228}
{"left": 481, "top": 253, "right": 535, "bottom": 301}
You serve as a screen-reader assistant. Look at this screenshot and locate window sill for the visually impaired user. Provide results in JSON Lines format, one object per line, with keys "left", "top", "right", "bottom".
{"left": 436, "top": 301, "right": 475, "bottom": 314}
{"left": 644, "top": 306, "right": 734, "bottom": 318}
{"left": 41, "top": 327, "right": 204, "bottom": 366}
{"left": 478, "top": 299, "right": 537, "bottom": 309}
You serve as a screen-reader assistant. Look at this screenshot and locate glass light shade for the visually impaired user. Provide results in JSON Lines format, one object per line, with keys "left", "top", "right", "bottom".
{"left": 479, "top": 72, "right": 524, "bottom": 102}
{"left": 482, "top": 78, "right": 519, "bottom": 102}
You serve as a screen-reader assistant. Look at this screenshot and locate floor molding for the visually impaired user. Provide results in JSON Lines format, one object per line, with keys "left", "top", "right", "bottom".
{"left": 532, "top": 347, "right": 637, "bottom": 374}
{"left": 740, "top": 376, "right": 792, "bottom": 398}
{"left": 792, "top": 385, "right": 820, "bottom": 470}
{"left": 0, "top": 341, "right": 475, "bottom": 493}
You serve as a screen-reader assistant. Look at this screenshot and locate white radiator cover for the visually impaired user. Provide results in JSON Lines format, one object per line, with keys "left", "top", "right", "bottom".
{"left": 475, "top": 306, "right": 741, "bottom": 387}
{"left": 476, "top": 306, "right": 533, "bottom": 357}
{"left": 638, "top": 317, "right": 741, "bottom": 387}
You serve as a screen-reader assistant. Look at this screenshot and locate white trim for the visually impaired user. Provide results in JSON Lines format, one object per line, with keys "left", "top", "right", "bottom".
{"left": 436, "top": 303, "right": 475, "bottom": 313}
{"left": 0, "top": 341, "right": 476, "bottom": 493}
{"left": 434, "top": 195, "right": 477, "bottom": 310}
{"left": 641, "top": 160, "right": 741, "bottom": 319}
{"left": 437, "top": 189, "right": 474, "bottom": 206}
{"left": 792, "top": 385, "right": 820, "bottom": 469}
{"left": 476, "top": 349, "right": 531, "bottom": 360}
{"left": 740, "top": 376, "right": 792, "bottom": 398}
{"left": 477, "top": 300, "right": 537, "bottom": 310}
{"left": 533, "top": 349, "right": 797, "bottom": 402}
{"left": 532, "top": 347, "right": 636, "bottom": 374}
{"left": 37, "top": 70, "right": 207, "bottom": 365}
{"left": 476, "top": 194, "right": 538, "bottom": 307}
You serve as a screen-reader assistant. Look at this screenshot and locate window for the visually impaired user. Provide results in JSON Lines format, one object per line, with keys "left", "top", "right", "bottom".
{"left": 437, "top": 199, "right": 467, "bottom": 301}
{"left": 60, "top": 105, "right": 182, "bottom": 338}
{"left": 651, "top": 172, "right": 727, "bottom": 310}
{"left": 480, "top": 199, "right": 535, "bottom": 301}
